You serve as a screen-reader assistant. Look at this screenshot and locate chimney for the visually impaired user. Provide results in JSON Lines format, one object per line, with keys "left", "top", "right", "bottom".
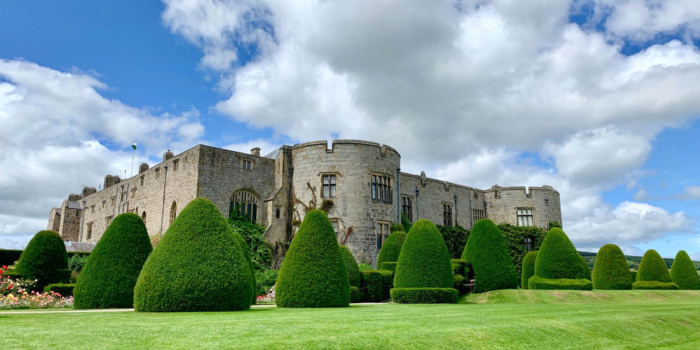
{"left": 251, "top": 147, "right": 261, "bottom": 156}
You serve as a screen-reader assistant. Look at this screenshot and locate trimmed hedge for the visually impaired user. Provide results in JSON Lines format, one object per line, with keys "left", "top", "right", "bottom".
{"left": 521, "top": 251, "right": 537, "bottom": 289}
{"left": 527, "top": 276, "right": 593, "bottom": 290}
{"left": 630, "top": 270, "right": 637, "bottom": 283}
{"left": 592, "top": 244, "right": 632, "bottom": 290}
{"left": 0, "top": 249, "right": 23, "bottom": 266}
{"left": 390, "top": 223, "right": 405, "bottom": 233}
{"left": 632, "top": 281, "right": 679, "bottom": 290}
{"left": 379, "top": 262, "right": 397, "bottom": 273}
{"left": 44, "top": 283, "right": 75, "bottom": 297}
{"left": 339, "top": 245, "right": 361, "bottom": 287}
{"left": 377, "top": 231, "right": 407, "bottom": 268}
{"left": 74, "top": 213, "right": 152, "bottom": 309}
{"left": 134, "top": 198, "right": 252, "bottom": 312}
{"left": 534, "top": 228, "right": 584, "bottom": 280}
{"left": 450, "top": 259, "right": 469, "bottom": 277}
{"left": 379, "top": 270, "right": 393, "bottom": 301}
{"left": 350, "top": 286, "right": 363, "bottom": 303}
{"left": 463, "top": 219, "right": 517, "bottom": 292}
{"left": 637, "top": 249, "right": 672, "bottom": 283}
{"left": 390, "top": 288, "right": 459, "bottom": 304}
{"left": 392, "top": 220, "right": 457, "bottom": 303}
{"left": 670, "top": 250, "right": 700, "bottom": 290}
{"left": 233, "top": 231, "right": 257, "bottom": 304}
{"left": 579, "top": 255, "right": 592, "bottom": 280}
{"left": 16, "top": 230, "right": 69, "bottom": 290}
{"left": 360, "top": 270, "right": 384, "bottom": 302}
{"left": 276, "top": 210, "right": 349, "bottom": 308}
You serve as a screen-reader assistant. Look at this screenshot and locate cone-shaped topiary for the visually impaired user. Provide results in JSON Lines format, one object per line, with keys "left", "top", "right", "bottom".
{"left": 16, "top": 230, "right": 69, "bottom": 290}
{"left": 521, "top": 251, "right": 537, "bottom": 289}
{"left": 671, "top": 250, "right": 700, "bottom": 290}
{"left": 391, "top": 219, "right": 458, "bottom": 303}
{"left": 534, "top": 228, "right": 585, "bottom": 280}
{"left": 464, "top": 219, "right": 517, "bottom": 292}
{"left": 592, "top": 244, "right": 632, "bottom": 290}
{"left": 377, "top": 231, "right": 407, "bottom": 268}
{"left": 134, "top": 198, "right": 252, "bottom": 312}
{"left": 74, "top": 213, "right": 152, "bottom": 309}
{"left": 339, "top": 245, "right": 361, "bottom": 287}
{"left": 233, "top": 231, "right": 257, "bottom": 304}
{"left": 632, "top": 249, "right": 678, "bottom": 290}
{"left": 579, "top": 255, "right": 592, "bottom": 280}
{"left": 276, "top": 210, "right": 349, "bottom": 308}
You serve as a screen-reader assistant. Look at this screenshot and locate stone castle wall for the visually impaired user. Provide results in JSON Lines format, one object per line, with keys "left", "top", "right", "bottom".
{"left": 47, "top": 207, "right": 61, "bottom": 232}
{"left": 484, "top": 185, "right": 561, "bottom": 228}
{"left": 58, "top": 200, "right": 81, "bottom": 241}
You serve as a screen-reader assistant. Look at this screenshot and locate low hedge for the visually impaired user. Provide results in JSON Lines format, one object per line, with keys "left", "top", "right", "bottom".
{"left": 3, "top": 270, "right": 23, "bottom": 279}
{"left": 390, "top": 288, "right": 459, "bottom": 304}
{"left": 350, "top": 286, "right": 363, "bottom": 303}
{"left": 528, "top": 276, "right": 593, "bottom": 290}
{"left": 360, "top": 270, "right": 384, "bottom": 302}
{"left": 379, "top": 262, "right": 397, "bottom": 273}
{"left": 670, "top": 250, "right": 700, "bottom": 290}
{"left": 0, "top": 249, "right": 23, "bottom": 266}
{"left": 44, "top": 283, "right": 75, "bottom": 297}
{"left": 450, "top": 259, "right": 469, "bottom": 276}
{"left": 379, "top": 270, "right": 393, "bottom": 300}
{"left": 521, "top": 251, "right": 537, "bottom": 290}
{"left": 632, "top": 281, "right": 679, "bottom": 290}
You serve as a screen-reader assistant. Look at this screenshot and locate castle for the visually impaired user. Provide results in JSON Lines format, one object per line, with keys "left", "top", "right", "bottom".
{"left": 47, "top": 140, "right": 562, "bottom": 266}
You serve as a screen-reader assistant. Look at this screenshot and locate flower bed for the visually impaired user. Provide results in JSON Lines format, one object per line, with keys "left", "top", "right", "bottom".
{"left": 1, "top": 265, "right": 73, "bottom": 310}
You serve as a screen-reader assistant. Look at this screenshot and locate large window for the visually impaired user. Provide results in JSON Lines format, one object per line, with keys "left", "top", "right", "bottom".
{"left": 371, "top": 175, "right": 392, "bottom": 203}
{"left": 230, "top": 190, "right": 258, "bottom": 223}
{"left": 472, "top": 208, "right": 485, "bottom": 222}
{"left": 517, "top": 208, "right": 533, "bottom": 227}
{"left": 443, "top": 204, "right": 453, "bottom": 227}
{"left": 376, "top": 222, "right": 390, "bottom": 250}
{"left": 401, "top": 196, "right": 412, "bottom": 221}
{"left": 322, "top": 175, "right": 336, "bottom": 198}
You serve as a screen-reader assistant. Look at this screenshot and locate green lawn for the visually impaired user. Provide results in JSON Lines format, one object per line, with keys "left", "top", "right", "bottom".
{"left": 5, "top": 291, "right": 700, "bottom": 349}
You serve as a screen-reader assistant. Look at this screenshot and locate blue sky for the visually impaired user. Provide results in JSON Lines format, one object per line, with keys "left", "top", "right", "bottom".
{"left": 1, "top": 0, "right": 700, "bottom": 258}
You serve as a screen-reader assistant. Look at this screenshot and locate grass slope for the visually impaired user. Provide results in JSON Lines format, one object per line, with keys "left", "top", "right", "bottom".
{"left": 6, "top": 292, "right": 700, "bottom": 349}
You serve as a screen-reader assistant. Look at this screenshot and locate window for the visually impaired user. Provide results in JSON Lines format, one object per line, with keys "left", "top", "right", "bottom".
{"left": 102, "top": 200, "right": 106, "bottom": 209}
{"left": 169, "top": 201, "right": 177, "bottom": 226}
{"left": 495, "top": 190, "right": 501, "bottom": 199}
{"left": 472, "top": 209, "right": 485, "bottom": 222}
{"left": 443, "top": 204, "right": 453, "bottom": 227}
{"left": 86, "top": 222, "right": 93, "bottom": 240}
{"left": 91, "top": 205, "right": 95, "bottom": 214}
{"left": 105, "top": 215, "right": 113, "bottom": 227}
{"left": 276, "top": 207, "right": 281, "bottom": 219}
{"left": 110, "top": 197, "right": 116, "bottom": 207}
{"left": 229, "top": 190, "right": 258, "bottom": 223}
{"left": 173, "top": 159, "right": 179, "bottom": 171}
{"left": 140, "top": 176, "right": 145, "bottom": 186}
{"left": 544, "top": 199, "right": 549, "bottom": 206}
{"left": 401, "top": 196, "right": 412, "bottom": 221}
{"left": 517, "top": 208, "right": 533, "bottom": 227}
{"left": 121, "top": 192, "right": 126, "bottom": 201}
{"left": 371, "top": 175, "right": 392, "bottom": 202}
{"left": 474, "top": 191, "right": 478, "bottom": 200}
{"left": 242, "top": 160, "right": 252, "bottom": 170}
{"left": 524, "top": 237, "right": 533, "bottom": 252}
{"left": 376, "top": 222, "right": 390, "bottom": 250}
{"left": 131, "top": 188, "right": 137, "bottom": 197}
{"left": 322, "top": 175, "right": 336, "bottom": 198}
{"left": 330, "top": 219, "right": 339, "bottom": 235}
{"left": 155, "top": 168, "right": 160, "bottom": 178}
{"left": 76, "top": 210, "right": 80, "bottom": 218}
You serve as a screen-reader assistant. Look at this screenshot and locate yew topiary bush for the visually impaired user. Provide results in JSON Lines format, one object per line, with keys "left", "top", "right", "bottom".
{"left": 592, "top": 244, "right": 632, "bottom": 290}
{"left": 74, "top": 213, "right": 152, "bottom": 309}
{"left": 377, "top": 231, "right": 407, "bottom": 268}
{"left": 339, "top": 245, "right": 361, "bottom": 287}
{"left": 16, "top": 230, "right": 69, "bottom": 290}
{"left": 521, "top": 251, "right": 537, "bottom": 289}
{"left": 233, "top": 231, "right": 257, "bottom": 304}
{"left": 463, "top": 219, "right": 517, "bottom": 292}
{"left": 531, "top": 228, "right": 591, "bottom": 290}
{"left": 528, "top": 276, "right": 593, "bottom": 290}
{"left": 671, "top": 250, "right": 700, "bottom": 290}
{"left": 134, "top": 198, "right": 252, "bottom": 312}
{"left": 391, "top": 219, "right": 457, "bottom": 303}
{"left": 632, "top": 249, "right": 678, "bottom": 290}
{"left": 276, "top": 210, "right": 349, "bottom": 308}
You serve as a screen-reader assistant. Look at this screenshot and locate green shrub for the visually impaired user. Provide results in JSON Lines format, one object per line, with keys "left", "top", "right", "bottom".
{"left": 527, "top": 276, "right": 593, "bottom": 290}
{"left": 379, "top": 262, "right": 397, "bottom": 273}
{"left": 379, "top": 270, "right": 393, "bottom": 300}
{"left": 255, "top": 269, "right": 278, "bottom": 295}
{"left": 350, "top": 286, "right": 363, "bottom": 303}
{"left": 0, "top": 249, "right": 23, "bottom": 266}
{"left": 450, "top": 259, "right": 469, "bottom": 276}
{"left": 521, "top": 251, "right": 537, "bottom": 289}
{"left": 670, "top": 250, "right": 700, "bottom": 290}
{"left": 401, "top": 213, "right": 413, "bottom": 233}
{"left": 68, "top": 254, "right": 88, "bottom": 273}
{"left": 276, "top": 210, "right": 349, "bottom": 308}
{"left": 74, "top": 213, "right": 152, "bottom": 309}
{"left": 56, "top": 269, "right": 72, "bottom": 284}
{"left": 228, "top": 212, "right": 272, "bottom": 272}
{"left": 630, "top": 270, "right": 637, "bottom": 283}
{"left": 438, "top": 224, "right": 470, "bottom": 259}
{"left": 134, "top": 198, "right": 252, "bottom": 312}
{"left": 463, "top": 219, "right": 517, "bottom": 292}
{"left": 453, "top": 274, "right": 469, "bottom": 294}
{"left": 44, "top": 283, "right": 75, "bottom": 297}
{"left": 637, "top": 249, "right": 672, "bottom": 283}
{"left": 233, "top": 231, "right": 257, "bottom": 304}
{"left": 592, "top": 244, "right": 632, "bottom": 290}
{"left": 579, "top": 255, "right": 592, "bottom": 280}
{"left": 390, "top": 223, "right": 405, "bottom": 233}
{"left": 16, "top": 230, "right": 69, "bottom": 290}
{"left": 534, "top": 228, "right": 585, "bottom": 280}
{"left": 358, "top": 263, "right": 372, "bottom": 271}
{"left": 360, "top": 270, "right": 384, "bottom": 302}
{"left": 497, "top": 224, "right": 547, "bottom": 286}
{"left": 632, "top": 281, "right": 679, "bottom": 290}
{"left": 392, "top": 219, "right": 457, "bottom": 303}
{"left": 339, "top": 245, "right": 361, "bottom": 287}
{"left": 377, "top": 232, "right": 407, "bottom": 268}
{"left": 390, "top": 288, "right": 459, "bottom": 304}
{"left": 3, "top": 270, "right": 22, "bottom": 279}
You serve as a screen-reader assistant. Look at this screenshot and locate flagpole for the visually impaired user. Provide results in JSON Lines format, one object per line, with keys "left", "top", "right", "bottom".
{"left": 130, "top": 143, "right": 137, "bottom": 178}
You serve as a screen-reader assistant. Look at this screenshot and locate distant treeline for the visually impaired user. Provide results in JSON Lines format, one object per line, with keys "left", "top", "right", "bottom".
{"left": 579, "top": 251, "right": 700, "bottom": 271}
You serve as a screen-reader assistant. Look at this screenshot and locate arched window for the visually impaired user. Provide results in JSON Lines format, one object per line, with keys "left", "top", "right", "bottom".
{"left": 141, "top": 211, "right": 147, "bottom": 225}
{"left": 229, "top": 190, "right": 258, "bottom": 223}
{"left": 169, "top": 201, "right": 177, "bottom": 226}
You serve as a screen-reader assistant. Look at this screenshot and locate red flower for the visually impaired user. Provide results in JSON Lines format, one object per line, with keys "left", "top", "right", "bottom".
{"left": 8, "top": 284, "right": 13, "bottom": 289}
{"left": 1, "top": 265, "right": 6, "bottom": 270}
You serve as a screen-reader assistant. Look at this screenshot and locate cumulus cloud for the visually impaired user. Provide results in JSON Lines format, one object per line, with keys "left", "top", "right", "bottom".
{"left": 0, "top": 59, "right": 204, "bottom": 248}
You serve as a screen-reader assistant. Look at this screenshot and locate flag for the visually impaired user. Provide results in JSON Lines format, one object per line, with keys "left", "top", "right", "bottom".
{"left": 132, "top": 143, "right": 137, "bottom": 150}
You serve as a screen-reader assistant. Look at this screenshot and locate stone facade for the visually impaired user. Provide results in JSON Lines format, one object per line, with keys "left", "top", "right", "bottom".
{"left": 49, "top": 139, "right": 562, "bottom": 266}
